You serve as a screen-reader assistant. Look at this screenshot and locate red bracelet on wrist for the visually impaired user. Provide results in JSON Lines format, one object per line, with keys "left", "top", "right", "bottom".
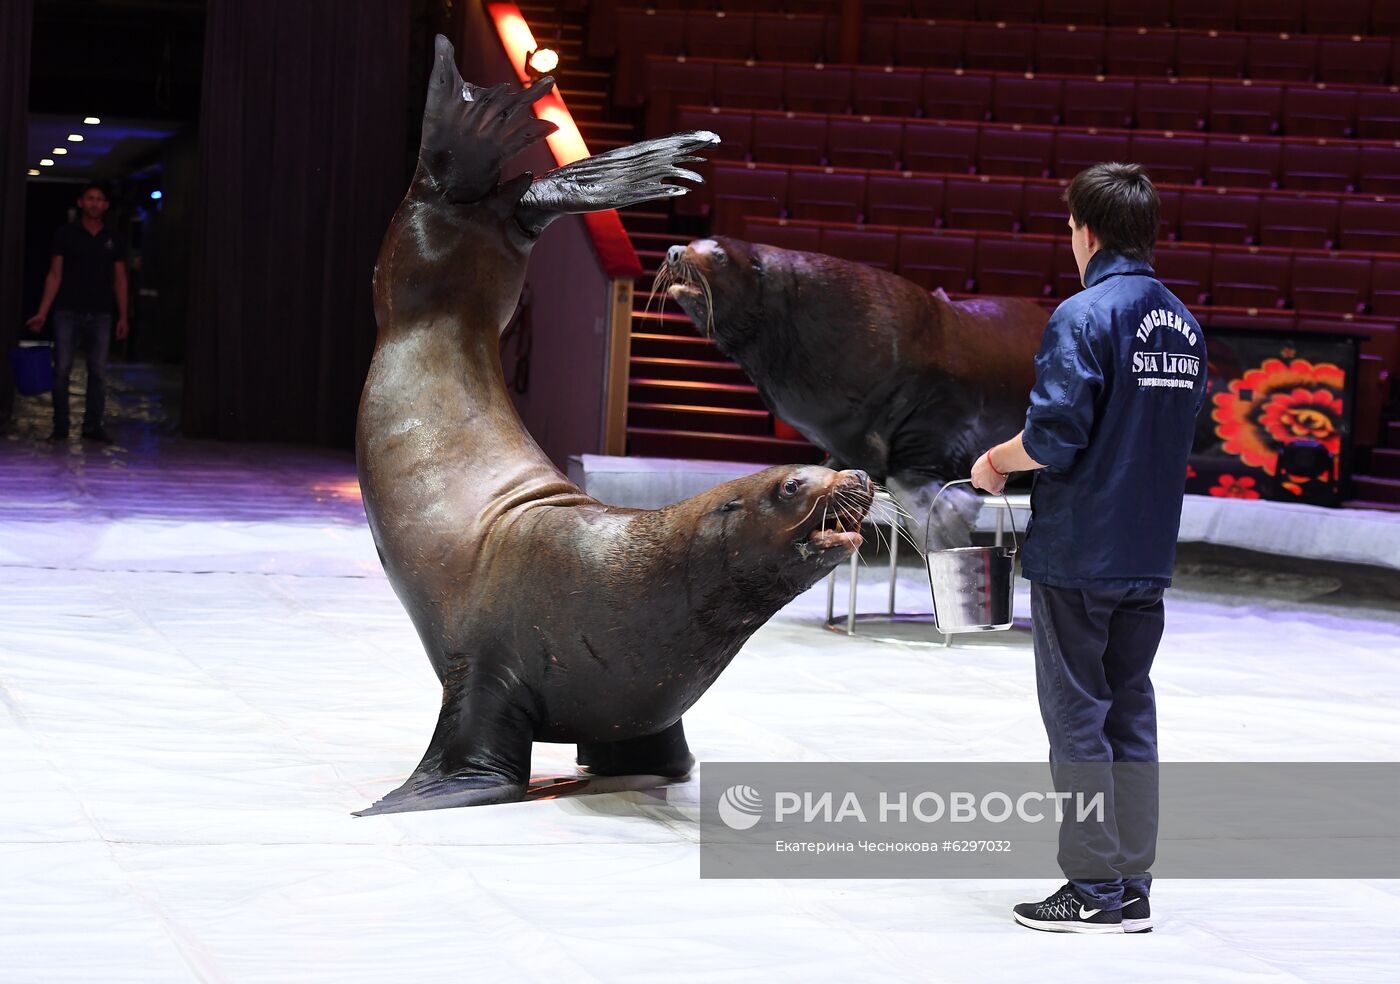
{"left": 985, "top": 449, "right": 1007, "bottom": 479}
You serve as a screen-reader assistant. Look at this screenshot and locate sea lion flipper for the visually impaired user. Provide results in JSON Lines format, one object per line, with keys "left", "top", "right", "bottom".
{"left": 576, "top": 719, "right": 695, "bottom": 779}
{"left": 516, "top": 130, "right": 720, "bottom": 234}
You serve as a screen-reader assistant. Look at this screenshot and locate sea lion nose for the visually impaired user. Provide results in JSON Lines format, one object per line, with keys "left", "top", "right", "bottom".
{"left": 667, "top": 244, "right": 686, "bottom": 266}
{"left": 850, "top": 469, "right": 869, "bottom": 484}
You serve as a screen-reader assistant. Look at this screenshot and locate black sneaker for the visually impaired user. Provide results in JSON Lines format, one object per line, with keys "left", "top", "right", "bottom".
{"left": 46, "top": 429, "right": 69, "bottom": 443}
{"left": 1122, "top": 893, "right": 1152, "bottom": 933}
{"left": 1012, "top": 883, "right": 1123, "bottom": 934}
{"left": 81, "top": 428, "right": 114, "bottom": 444}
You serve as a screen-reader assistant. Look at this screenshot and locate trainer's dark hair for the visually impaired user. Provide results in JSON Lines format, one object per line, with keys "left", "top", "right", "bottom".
{"left": 77, "top": 181, "right": 108, "bottom": 200}
{"left": 1063, "top": 163, "right": 1159, "bottom": 263}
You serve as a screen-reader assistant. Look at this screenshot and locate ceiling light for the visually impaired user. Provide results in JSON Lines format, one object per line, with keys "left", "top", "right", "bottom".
{"left": 66, "top": 134, "right": 83, "bottom": 142}
{"left": 150, "top": 190, "right": 163, "bottom": 200}
{"left": 27, "top": 169, "right": 39, "bottom": 176}
{"left": 39, "top": 159, "right": 54, "bottom": 166}
{"left": 83, "top": 116, "right": 101, "bottom": 125}
{"left": 526, "top": 46, "right": 558, "bottom": 77}
{"left": 52, "top": 148, "right": 67, "bottom": 155}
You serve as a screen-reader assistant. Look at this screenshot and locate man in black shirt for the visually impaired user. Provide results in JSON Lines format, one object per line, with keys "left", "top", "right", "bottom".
{"left": 25, "top": 182, "right": 129, "bottom": 442}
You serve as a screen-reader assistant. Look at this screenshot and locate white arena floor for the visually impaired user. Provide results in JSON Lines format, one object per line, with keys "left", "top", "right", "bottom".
{"left": 2, "top": 387, "right": 1398, "bottom": 983}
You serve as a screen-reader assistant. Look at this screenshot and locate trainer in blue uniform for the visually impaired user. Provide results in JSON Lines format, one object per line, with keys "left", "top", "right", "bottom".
{"left": 970, "top": 163, "right": 1207, "bottom": 935}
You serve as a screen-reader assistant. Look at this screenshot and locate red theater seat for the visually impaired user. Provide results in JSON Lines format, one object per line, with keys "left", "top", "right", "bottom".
{"left": 1338, "top": 197, "right": 1400, "bottom": 252}
{"left": 1152, "top": 242, "right": 1212, "bottom": 305}
{"left": 1175, "top": 32, "right": 1248, "bottom": 80}
{"left": 903, "top": 120, "right": 980, "bottom": 173}
{"left": 1371, "top": 258, "right": 1400, "bottom": 318}
{"left": 1173, "top": 0, "right": 1237, "bottom": 30}
{"left": 943, "top": 176, "right": 1023, "bottom": 232}
{"left": 860, "top": 18, "right": 897, "bottom": 65}
{"left": 1238, "top": 0, "right": 1304, "bottom": 33}
{"left": 1245, "top": 35, "right": 1318, "bottom": 83}
{"left": 896, "top": 21, "right": 966, "bottom": 68}
{"left": 787, "top": 167, "right": 867, "bottom": 224}
{"left": 1355, "top": 91, "right": 1400, "bottom": 141}
{"left": 1106, "top": 0, "right": 1172, "bottom": 27}
{"left": 1053, "top": 130, "right": 1132, "bottom": 178}
{"left": 646, "top": 58, "right": 716, "bottom": 138}
{"left": 685, "top": 12, "right": 755, "bottom": 61}
{"left": 1282, "top": 86, "right": 1357, "bottom": 140}
{"left": 1105, "top": 28, "right": 1176, "bottom": 77}
{"left": 963, "top": 23, "right": 1035, "bottom": 73}
{"left": 1033, "top": 26, "right": 1105, "bottom": 76}
{"left": 1021, "top": 179, "right": 1070, "bottom": 234}
{"left": 754, "top": 14, "right": 834, "bottom": 64}
{"left": 821, "top": 225, "right": 899, "bottom": 271}
{"left": 1157, "top": 187, "right": 1182, "bottom": 242}
{"left": 1317, "top": 38, "right": 1391, "bottom": 87}
{"left": 1210, "top": 248, "right": 1291, "bottom": 308}
{"left": 992, "top": 75, "right": 1063, "bottom": 126}
{"left": 866, "top": 172, "right": 944, "bottom": 227}
{"left": 1129, "top": 132, "right": 1206, "bottom": 185}
{"left": 1053, "top": 239, "right": 1083, "bottom": 298}
{"left": 1358, "top": 143, "right": 1400, "bottom": 194}
{"left": 1060, "top": 79, "right": 1135, "bottom": 129}
{"left": 1204, "top": 137, "right": 1280, "bottom": 188}
{"left": 752, "top": 112, "right": 827, "bottom": 165}
{"left": 1208, "top": 83, "right": 1281, "bottom": 136}
{"left": 783, "top": 65, "right": 852, "bottom": 115}
{"left": 1135, "top": 80, "right": 1208, "bottom": 132}
{"left": 1375, "top": 0, "right": 1400, "bottom": 35}
{"left": 1048, "top": 0, "right": 1109, "bottom": 22}
{"left": 975, "top": 235, "right": 1055, "bottom": 296}
{"left": 979, "top": 0, "right": 1039, "bottom": 21}
{"left": 616, "top": 10, "right": 686, "bottom": 107}
{"left": 978, "top": 126, "right": 1053, "bottom": 177}
{"left": 911, "top": 0, "right": 977, "bottom": 15}
{"left": 744, "top": 218, "right": 821, "bottom": 252}
{"left": 827, "top": 116, "right": 902, "bottom": 170}
{"left": 1282, "top": 139, "right": 1359, "bottom": 192}
{"left": 715, "top": 63, "right": 784, "bottom": 111}
{"left": 1303, "top": 0, "right": 1371, "bottom": 35}
{"left": 852, "top": 67, "right": 923, "bottom": 118}
{"left": 1292, "top": 254, "right": 1371, "bottom": 313}
{"left": 710, "top": 162, "right": 789, "bottom": 233}
{"left": 1178, "top": 187, "right": 1258, "bottom": 244}
{"left": 922, "top": 72, "right": 993, "bottom": 121}
{"left": 1257, "top": 192, "right": 1338, "bottom": 248}
{"left": 677, "top": 107, "right": 751, "bottom": 161}
{"left": 897, "top": 230, "right": 978, "bottom": 292}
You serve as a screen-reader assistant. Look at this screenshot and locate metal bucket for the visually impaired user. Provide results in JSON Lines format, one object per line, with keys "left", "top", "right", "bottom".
{"left": 924, "top": 479, "right": 1019, "bottom": 633}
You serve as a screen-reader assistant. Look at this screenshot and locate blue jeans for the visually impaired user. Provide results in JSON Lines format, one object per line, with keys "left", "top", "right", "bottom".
{"left": 1031, "top": 581, "right": 1164, "bottom": 909}
{"left": 51, "top": 310, "right": 111, "bottom": 434}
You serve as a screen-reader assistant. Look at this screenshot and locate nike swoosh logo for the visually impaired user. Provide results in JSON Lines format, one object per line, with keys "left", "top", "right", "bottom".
{"left": 1123, "top": 897, "right": 1141, "bottom": 906}
{"left": 1079, "top": 905, "right": 1102, "bottom": 919}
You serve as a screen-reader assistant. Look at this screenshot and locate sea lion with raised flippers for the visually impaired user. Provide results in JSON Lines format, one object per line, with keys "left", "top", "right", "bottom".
{"left": 660, "top": 237, "right": 1048, "bottom": 546}
{"left": 353, "top": 39, "right": 873, "bottom": 815}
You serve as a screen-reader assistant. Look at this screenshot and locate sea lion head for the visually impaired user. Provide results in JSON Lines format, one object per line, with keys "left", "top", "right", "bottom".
{"left": 660, "top": 237, "right": 774, "bottom": 346}
{"left": 701, "top": 464, "right": 875, "bottom": 602}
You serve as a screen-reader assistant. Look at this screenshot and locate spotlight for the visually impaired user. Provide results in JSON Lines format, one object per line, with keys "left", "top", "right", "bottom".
{"left": 83, "top": 116, "right": 101, "bottom": 125}
{"left": 67, "top": 133, "right": 83, "bottom": 142}
{"left": 150, "top": 190, "right": 163, "bottom": 200}
{"left": 52, "top": 148, "right": 67, "bottom": 155}
{"left": 27, "top": 169, "right": 39, "bottom": 176}
{"left": 39, "top": 158, "right": 54, "bottom": 166}
{"left": 526, "top": 46, "right": 558, "bottom": 78}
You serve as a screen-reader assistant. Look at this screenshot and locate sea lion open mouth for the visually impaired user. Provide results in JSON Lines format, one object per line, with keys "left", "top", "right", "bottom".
{"left": 796, "top": 474, "right": 874, "bottom": 557}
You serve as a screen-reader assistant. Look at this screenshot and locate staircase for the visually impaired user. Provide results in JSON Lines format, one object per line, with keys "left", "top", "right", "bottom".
{"left": 517, "top": 2, "right": 823, "bottom": 467}
{"left": 1351, "top": 421, "right": 1400, "bottom": 511}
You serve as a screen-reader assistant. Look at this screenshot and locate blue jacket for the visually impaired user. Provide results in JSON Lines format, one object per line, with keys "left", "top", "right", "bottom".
{"left": 1020, "top": 250, "right": 1207, "bottom": 588}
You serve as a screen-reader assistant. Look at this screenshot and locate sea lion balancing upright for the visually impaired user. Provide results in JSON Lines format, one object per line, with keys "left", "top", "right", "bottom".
{"left": 354, "top": 37, "right": 874, "bottom": 815}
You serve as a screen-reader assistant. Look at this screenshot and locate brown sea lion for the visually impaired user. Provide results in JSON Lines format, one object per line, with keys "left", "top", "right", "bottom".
{"left": 353, "top": 39, "right": 873, "bottom": 815}
{"left": 661, "top": 237, "right": 1047, "bottom": 545}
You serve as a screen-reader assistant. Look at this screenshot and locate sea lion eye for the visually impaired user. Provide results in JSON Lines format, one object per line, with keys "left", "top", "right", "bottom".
{"left": 780, "top": 478, "right": 800, "bottom": 498}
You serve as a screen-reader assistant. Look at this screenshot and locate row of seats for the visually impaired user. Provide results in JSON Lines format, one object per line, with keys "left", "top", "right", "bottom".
{"left": 646, "top": 58, "right": 1400, "bottom": 141}
{"left": 672, "top": 106, "right": 1400, "bottom": 193}
{"left": 613, "top": 11, "right": 1400, "bottom": 104}
{"left": 741, "top": 216, "right": 1400, "bottom": 321}
{"left": 692, "top": 162, "right": 1400, "bottom": 252}
{"left": 625, "top": 0, "right": 1399, "bottom": 37}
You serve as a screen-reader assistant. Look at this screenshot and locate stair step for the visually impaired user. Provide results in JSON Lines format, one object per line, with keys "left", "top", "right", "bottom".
{"left": 577, "top": 119, "right": 637, "bottom": 133}
{"left": 630, "top": 378, "right": 767, "bottom": 411}
{"left": 1388, "top": 420, "right": 1400, "bottom": 449}
{"left": 630, "top": 355, "right": 750, "bottom": 385}
{"left": 630, "top": 332, "right": 723, "bottom": 359}
{"left": 1340, "top": 498, "right": 1400, "bottom": 513}
{"left": 1369, "top": 448, "right": 1400, "bottom": 479}
{"left": 631, "top": 308, "right": 700, "bottom": 332}
{"left": 629, "top": 229, "right": 686, "bottom": 247}
{"left": 1351, "top": 474, "right": 1400, "bottom": 504}
{"left": 629, "top": 402, "right": 774, "bottom": 436}
{"left": 627, "top": 426, "right": 822, "bottom": 465}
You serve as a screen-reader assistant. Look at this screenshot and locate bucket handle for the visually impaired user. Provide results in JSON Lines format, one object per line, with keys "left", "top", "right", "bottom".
{"left": 923, "top": 478, "right": 1021, "bottom": 557}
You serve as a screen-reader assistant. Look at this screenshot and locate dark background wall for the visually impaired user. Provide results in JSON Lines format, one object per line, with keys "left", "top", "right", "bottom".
{"left": 0, "top": 0, "right": 35, "bottom": 422}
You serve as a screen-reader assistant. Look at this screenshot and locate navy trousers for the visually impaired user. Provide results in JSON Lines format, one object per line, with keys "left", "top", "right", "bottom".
{"left": 1030, "top": 581, "right": 1164, "bottom": 909}
{"left": 51, "top": 310, "right": 112, "bottom": 435}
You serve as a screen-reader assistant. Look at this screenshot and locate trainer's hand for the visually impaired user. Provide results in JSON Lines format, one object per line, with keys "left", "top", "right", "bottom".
{"left": 970, "top": 450, "right": 1007, "bottom": 495}
{"left": 24, "top": 312, "right": 45, "bottom": 333}
{"left": 116, "top": 318, "right": 129, "bottom": 341}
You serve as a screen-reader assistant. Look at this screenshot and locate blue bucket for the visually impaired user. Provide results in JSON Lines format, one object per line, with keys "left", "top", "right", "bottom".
{"left": 9, "top": 344, "right": 54, "bottom": 396}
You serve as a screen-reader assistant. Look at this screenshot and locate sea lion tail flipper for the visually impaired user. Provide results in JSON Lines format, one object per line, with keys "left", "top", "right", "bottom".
{"left": 418, "top": 35, "right": 559, "bottom": 204}
{"left": 354, "top": 675, "right": 533, "bottom": 816}
{"left": 516, "top": 130, "right": 720, "bottom": 234}
{"left": 576, "top": 719, "right": 695, "bottom": 779}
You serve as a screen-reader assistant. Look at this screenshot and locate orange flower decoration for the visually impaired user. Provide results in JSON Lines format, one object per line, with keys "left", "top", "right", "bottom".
{"left": 1209, "top": 474, "right": 1261, "bottom": 499}
{"left": 1212, "top": 358, "right": 1345, "bottom": 476}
